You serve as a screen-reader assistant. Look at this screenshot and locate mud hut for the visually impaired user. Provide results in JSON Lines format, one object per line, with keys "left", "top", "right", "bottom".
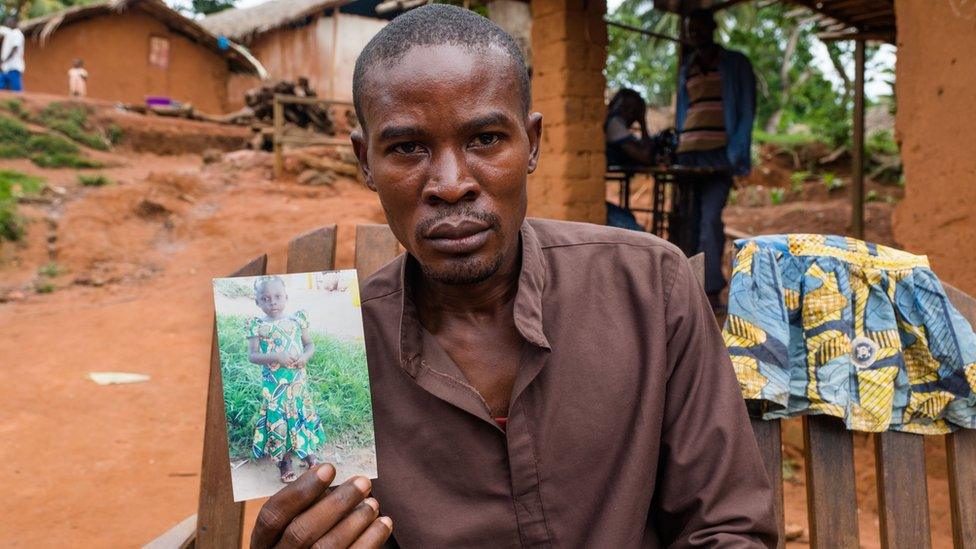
{"left": 19, "top": 0, "right": 265, "bottom": 113}
{"left": 200, "top": 0, "right": 391, "bottom": 107}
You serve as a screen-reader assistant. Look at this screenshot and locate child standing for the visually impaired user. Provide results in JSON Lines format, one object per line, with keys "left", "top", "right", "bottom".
{"left": 68, "top": 59, "right": 88, "bottom": 98}
{"left": 246, "top": 276, "right": 325, "bottom": 483}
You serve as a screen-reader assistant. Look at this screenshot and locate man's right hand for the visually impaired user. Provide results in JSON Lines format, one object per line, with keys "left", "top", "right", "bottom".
{"left": 251, "top": 463, "right": 393, "bottom": 549}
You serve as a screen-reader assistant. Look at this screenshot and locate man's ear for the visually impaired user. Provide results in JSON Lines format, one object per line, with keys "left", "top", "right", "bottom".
{"left": 526, "top": 112, "right": 543, "bottom": 174}
{"left": 350, "top": 130, "right": 376, "bottom": 192}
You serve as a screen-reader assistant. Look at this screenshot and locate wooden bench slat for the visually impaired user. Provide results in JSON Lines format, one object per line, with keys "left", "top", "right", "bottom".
{"left": 803, "top": 415, "right": 860, "bottom": 548}
{"left": 196, "top": 254, "right": 268, "bottom": 549}
{"left": 355, "top": 224, "right": 401, "bottom": 284}
{"left": 874, "top": 431, "right": 931, "bottom": 549}
{"left": 287, "top": 225, "right": 338, "bottom": 273}
{"left": 750, "top": 418, "right": 785, "bottom": 549}
{"left": 948, "top": 429, "right": 976, "bottom": 549}
{"left": 943, "top": 281, "right": 976, "bottom": 548}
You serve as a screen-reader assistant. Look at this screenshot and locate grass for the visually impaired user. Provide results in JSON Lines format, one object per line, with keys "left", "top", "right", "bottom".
{"left": 37, "top": 262, "right": 63, "bottom": 278}
{"left": 78, "top": 174, "right": 111, "bottom": 187}
{"left": 0, "top": 169, "right": 44, "bottom": 242}
{"left": 216, "top": 314, "right": 375, "bottom": 459}
{"left": 0, "top": 114, "right": 103, "bottom": 168}
{"left": 38, "top": 103, "right": 110, "bottom": 151}
{"left": 0, "top": 98, "right": 28, "bottom": 119}
{"left": 770, "top": 187, "right": 785, "bottom": 206}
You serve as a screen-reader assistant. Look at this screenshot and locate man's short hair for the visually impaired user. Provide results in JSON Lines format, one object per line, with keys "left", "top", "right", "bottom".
{"left": 687, "top": 8, "right": 716, "bottom": 27}
{"left": 352, "top": 4, "right": 530, "bottom": 132}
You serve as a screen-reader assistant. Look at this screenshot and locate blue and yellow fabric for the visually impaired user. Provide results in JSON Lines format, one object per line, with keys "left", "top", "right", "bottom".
{"left": 723, "top": 234, "right": 976, "bottom": 434}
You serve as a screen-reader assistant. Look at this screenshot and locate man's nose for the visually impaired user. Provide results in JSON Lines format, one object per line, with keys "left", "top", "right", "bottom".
{"left": 422, "top": 149, "right": 479, "bottom": 205}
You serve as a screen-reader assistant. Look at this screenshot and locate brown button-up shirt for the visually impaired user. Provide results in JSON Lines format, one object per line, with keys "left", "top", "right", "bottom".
{"left": 362, "top": 219, "right": 776, "bottom": 548}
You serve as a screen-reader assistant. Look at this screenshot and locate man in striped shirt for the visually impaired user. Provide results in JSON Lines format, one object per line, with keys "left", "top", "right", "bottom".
{"left": 676, "top": 9, "right": 756, "bottom": 311}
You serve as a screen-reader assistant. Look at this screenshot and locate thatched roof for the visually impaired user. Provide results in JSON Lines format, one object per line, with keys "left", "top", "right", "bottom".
{"left": 19, "top": 0, "right": 268, "bottom": 75}
{"left": 200, "top": 0, "right": 349, "bottom": 42}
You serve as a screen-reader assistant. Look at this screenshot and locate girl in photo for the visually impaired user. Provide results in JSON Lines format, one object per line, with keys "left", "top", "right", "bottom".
{"left": 246, "top": 276, "right": 325, "bottom": 483}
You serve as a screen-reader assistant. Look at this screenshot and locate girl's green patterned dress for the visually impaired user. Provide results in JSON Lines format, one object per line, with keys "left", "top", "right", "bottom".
{"left": 246, "top": 310, "right": 326, "bottom": 460}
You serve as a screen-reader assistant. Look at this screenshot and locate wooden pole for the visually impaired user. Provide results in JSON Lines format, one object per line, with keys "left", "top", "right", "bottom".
{"left": 851, "top": 38, "right": 866, "bottom": 239}
{"left": 330, "top": 9, "right": 341, "bottom": 100}
{"left": 273, "top": 96, "right": 284, "bottom": 179}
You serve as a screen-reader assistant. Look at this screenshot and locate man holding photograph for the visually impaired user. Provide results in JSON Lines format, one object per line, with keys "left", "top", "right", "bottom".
{"left": 250, "top": 5, "right": 776, "bottom": 548}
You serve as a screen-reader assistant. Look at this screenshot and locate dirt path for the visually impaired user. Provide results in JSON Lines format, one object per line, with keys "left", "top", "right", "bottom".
{"left": 0, "top": 151, "right": 385, "bottom": 547}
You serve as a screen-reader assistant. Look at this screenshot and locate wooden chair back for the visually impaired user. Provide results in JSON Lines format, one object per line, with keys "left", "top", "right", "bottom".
{"left": 194, "top": 224, "right": 400, "bottom": 548}
{"left": 167, "top": 223, "right": 976, "bottom": 549}
{"left": 751, "top": 281, "right": 976, "bottom": 549}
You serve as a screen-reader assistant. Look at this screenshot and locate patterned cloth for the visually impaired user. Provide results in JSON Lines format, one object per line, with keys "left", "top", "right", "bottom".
{"left": 246, "top": 310, "right": 326, "bottom": 459}
{"left": 723, "top": 234, "right": 976, "bottom": 434}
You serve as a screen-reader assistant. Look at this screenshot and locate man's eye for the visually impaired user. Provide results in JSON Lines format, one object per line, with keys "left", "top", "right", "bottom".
{"left": 470, "top": 133, "right": 500, "bottom": 148}
{"left": 392, "top": 142, "right": 423, "bottom": 155}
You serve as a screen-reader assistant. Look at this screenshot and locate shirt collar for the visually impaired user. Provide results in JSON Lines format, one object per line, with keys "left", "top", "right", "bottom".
{"left": 396, "top": 220, "right": 550, "bottom": 374}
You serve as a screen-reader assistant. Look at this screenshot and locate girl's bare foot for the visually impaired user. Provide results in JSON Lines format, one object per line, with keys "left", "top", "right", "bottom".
{"left": 278, "top": 459, "right": 297, "bottom": 483}
{"left": 302, "top": 454, "right": 319, "bottom": 468}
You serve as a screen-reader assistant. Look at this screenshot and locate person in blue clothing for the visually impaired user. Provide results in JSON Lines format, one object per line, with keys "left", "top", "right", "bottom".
{"left": 676, "top": 8, "right": 756, "bottom": 310}
{"left": 0, "top": 15, "right": 25, "bottom": 92}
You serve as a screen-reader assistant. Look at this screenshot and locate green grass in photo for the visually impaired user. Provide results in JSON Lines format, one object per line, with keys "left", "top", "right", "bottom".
{"left": 216, "top": 314, "right": 374, "bottom": 459}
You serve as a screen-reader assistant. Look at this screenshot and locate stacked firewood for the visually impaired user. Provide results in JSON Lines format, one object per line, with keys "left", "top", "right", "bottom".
{"left": 244, "top": 78, "right": 334, "bottom": 134}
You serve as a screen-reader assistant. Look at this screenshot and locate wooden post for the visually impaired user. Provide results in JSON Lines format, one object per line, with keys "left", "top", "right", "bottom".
{"left": 273, "top": 96, "right": 284, "bottom": 180}
{"left": 196, "top": 255, "right": 268, "bottom": 549}
{"left": 330, "top": 9, "right": 341, "bottom": 100}
{"left": 355, "top": 224, "right": 401, "bottom": 285}
{"left": 851, "top": 39, "right": 866, "bottom": 239}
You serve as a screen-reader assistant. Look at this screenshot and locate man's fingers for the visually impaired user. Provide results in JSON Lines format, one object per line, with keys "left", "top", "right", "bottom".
{"left": 308, "top": 498, "right": 379, "bottom": 549}
{"left": 251, "top": 464, "right": 337, "bottom": 549}
{"left": 275, "top": 476, "right": 372, "bottom": 549}
{"left": 348, "top": 517, "right": 393, "bottom": 549}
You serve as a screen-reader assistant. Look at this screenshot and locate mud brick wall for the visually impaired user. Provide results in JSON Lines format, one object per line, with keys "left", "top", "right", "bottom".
{"left": 894, "top": 0, "right": 976, "bottom": 294}
{"left": 527, "top": 0, "right": 608, "bottom": 223}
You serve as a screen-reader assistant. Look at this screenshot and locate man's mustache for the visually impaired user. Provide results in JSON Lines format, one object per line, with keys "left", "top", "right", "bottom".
{"left": 415, "top": 207, "right": 501, "bottom": 239}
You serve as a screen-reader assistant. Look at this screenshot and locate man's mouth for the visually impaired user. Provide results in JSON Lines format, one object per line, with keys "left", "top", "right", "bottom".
{"left": 425, "top": 217, "right": 492, "bottom": 254}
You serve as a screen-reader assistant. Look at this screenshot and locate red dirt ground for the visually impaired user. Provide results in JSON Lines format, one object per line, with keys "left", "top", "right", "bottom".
{"left": 0, "top": 96, "right": 951, "bottom": 548}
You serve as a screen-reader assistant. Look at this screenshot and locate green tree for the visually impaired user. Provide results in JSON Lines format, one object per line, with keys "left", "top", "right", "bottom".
{"left": 190, "top": 0, "right": 235, "bottom": 15}
{"left": 605, "top": 1, "right": 880, "bottom": 147}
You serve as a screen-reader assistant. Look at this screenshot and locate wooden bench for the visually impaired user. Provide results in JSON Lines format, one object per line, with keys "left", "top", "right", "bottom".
{"left": 754, "top": 281, "right": 976, "bottom": 548}
{"left": 153, "top": 224, "right": 976, "bottom": 548}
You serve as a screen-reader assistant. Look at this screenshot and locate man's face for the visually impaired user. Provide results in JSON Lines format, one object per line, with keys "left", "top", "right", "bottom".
{"left": 686, "top": 17, "right": 715, "bottom": 49}
{"left": 353, "top": 45, "right": 542, "bottom": 285}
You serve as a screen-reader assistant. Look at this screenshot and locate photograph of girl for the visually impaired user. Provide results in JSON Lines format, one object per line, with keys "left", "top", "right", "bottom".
{"left": 212, "top": 270, "right": 375, "bottom": 502}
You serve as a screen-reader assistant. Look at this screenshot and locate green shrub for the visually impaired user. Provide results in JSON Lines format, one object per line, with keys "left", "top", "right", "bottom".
{"left": 866, "top": 189, "right": 880, "bottom": 202}
{"left": 790, "top": 170, "right": 811, "bottom": 194}
{"left": 0, "top": 170, "right": 44, "bottom": 243}
{"left": 753, "top": 130, "right": 818, "bottom": 149}
{"left": 78, "top": 174, "right": 111, "bottom": 187}
{"left": 770, "top": 187, "right": 785, "bottom": 205}
{"left": 216, "top": 314, "right": 375, "bottom": 458}
{"left": 34, "top": 280, "right": 55, "bottom": 294}
{"left": 106, "top": 125, "right": 124, "bottom": 145}
{"left": 823, "top": 172, "right": 844, "bottom": 192}
{"left": 38, "top": 262, "right": 63, "bottom": 277}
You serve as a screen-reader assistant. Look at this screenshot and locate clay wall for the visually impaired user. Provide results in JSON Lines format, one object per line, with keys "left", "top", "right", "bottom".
{"left": 227, "top": 13, "right": 386, "bottom": 109}
{"left": 22, "top": 11, "right": 231, "bottom": 113}
{"left": 527, "top": 0, "right": 607, "bottom": 223}
{"left": 894, "top": 0, "right": 976, "bottom": 294}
